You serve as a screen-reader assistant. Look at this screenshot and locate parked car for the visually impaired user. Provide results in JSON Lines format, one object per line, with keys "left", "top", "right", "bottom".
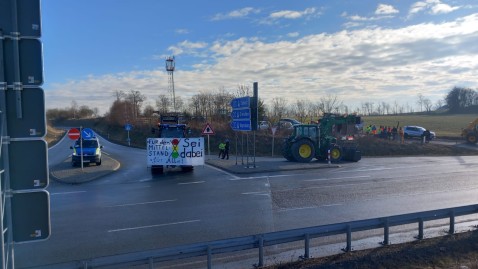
{"left": 276, "top": 118, "right": 301, "bottom": 129}
{"left": 403, "top": 126, "right": 436, "bottom": 140}
{"left": 258, "top": 121, "right": 270, "bottom": 130}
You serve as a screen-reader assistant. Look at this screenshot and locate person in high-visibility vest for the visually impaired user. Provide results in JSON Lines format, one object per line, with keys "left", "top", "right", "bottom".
{"left": 218, "top": 142, "right": 226, "bottom": 158}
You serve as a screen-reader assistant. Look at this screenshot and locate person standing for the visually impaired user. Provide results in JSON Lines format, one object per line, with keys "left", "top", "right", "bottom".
{"left": 222, "top": 139, "right": 230, "bottom": 160}
{"left": 218, "top": 141, "right": 225, "bottom": 158}
{"left": 398, "top": 127, "right": 404, "bottom": 144}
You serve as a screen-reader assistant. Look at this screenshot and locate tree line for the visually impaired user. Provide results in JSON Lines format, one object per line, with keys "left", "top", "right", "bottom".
{"left": 47, "top": 86, "right": 477, "bottom": 125}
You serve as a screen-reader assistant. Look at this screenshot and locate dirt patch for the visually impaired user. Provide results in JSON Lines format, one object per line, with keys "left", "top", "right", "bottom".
{"left": 265, "top": 230, "right": 478, "bottom": 269}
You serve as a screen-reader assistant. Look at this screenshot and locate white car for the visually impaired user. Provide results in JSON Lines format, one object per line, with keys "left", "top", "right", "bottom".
{"left": 258, "top": 121, "right": 270, "bottom": 130}
{"left": 403, "top": 126, "right": 436, "bottom": 140}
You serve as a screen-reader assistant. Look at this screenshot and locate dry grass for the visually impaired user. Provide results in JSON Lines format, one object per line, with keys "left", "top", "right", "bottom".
{"left": 363, "top": 114, "right": 477, "bottom": 138}
{"left": 45, "top": 125, "right": 65, "bottom": 146}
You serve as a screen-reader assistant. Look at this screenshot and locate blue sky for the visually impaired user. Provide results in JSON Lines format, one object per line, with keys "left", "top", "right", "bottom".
{"left": 41, "top": 0, "right": 478, "bottom": 114}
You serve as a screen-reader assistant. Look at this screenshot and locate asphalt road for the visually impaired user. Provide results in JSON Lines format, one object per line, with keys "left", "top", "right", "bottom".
{"left": 15, "top": 136, "right": 478, "bottom": 268}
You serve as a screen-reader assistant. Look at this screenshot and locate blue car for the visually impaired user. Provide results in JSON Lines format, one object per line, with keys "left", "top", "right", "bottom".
{"left": 70, "top": 137, "right": 103, "bottom": 166}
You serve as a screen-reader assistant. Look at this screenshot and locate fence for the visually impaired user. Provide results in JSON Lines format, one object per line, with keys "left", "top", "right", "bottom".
{"left": 32, "top": 204, "right": 478, "bottom": 269}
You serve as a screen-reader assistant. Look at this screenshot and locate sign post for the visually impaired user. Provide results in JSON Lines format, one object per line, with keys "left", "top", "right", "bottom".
{"left": 125, "top": 123, "right": 132, "bottom": 146}
{"left": 1, "top": 2, "right": 50, "bottom": 267}
{"left": 201, "top": 123, "right": 215, "bottom": 157}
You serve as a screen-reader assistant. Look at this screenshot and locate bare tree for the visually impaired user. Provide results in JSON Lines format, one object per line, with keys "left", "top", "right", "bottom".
{"left": 423, "top": 98, "right": 433, "bottom": 112}
{"left": 156, "top": 94, "right": 171, "bottom": 115}
{"left": 271, "top": 97, "right": 288, "bottom": 121}
{"left": 319, "top": 94, "right": 342, "bottom": 114}
{"left": 113, "top": 90, "right": 126, "bottom": 101}
{"left": 417, "top": 93, "right": 425, "bottom": 112}
{"left": 126, "top": 90, "right": 146, "bottom": 119}
{"left": 434, "top": 99, "right": 444, "bottom": 110}
{"left": 70, "top": 100, "right": 79, "bottom": 119}
{"left": 235, "top": 84, "right": 250, "bottom": 97}
{"left": 294, "top": 100, "right": 308, "bottom": 123}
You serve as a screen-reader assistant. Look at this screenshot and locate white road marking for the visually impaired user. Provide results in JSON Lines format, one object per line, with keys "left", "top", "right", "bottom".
{"left": 228, "top": 174, "right": 300, "bottom": 181}
{"left": 242, "top": 191, "right": 270, "bottom": 196}
{"left": 178, "top": 181, "right": 205, "bottom": 185}
{"left": 138, "top": 178, "right": 153, "bottom": 182}
{"left": 105, "top": 199, "right": 177, "bottom": 208}
{"left": 50, "top": 191, "right": 87, "bottom": 195}
{"left": 277, "top": 203, "right": 342, "bottom": 212}
{"left": 304, "top": 175, "right": 370, "bottom": 182}
{"left": 205, "top": 164, "right": 240, "bottom": 180}
{"left": 108, "top": 219, "right": 201, "bottom": 233}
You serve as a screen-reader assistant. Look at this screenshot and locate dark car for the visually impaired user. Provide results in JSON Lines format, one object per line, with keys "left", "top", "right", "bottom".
{"left": 277, "top": 118, "right": 301, "bottom": 129}
{"left": 403, "top": 126, "right": 436, "bottom": 140}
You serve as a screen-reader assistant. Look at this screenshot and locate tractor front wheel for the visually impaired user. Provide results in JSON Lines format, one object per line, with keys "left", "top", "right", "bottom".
{"left": 291, "top": 139, "right": 315, "bottom": 163}
{"left": 329, "top": 146, "right": 342, "bottom": 163}
{"left": 466, "top": 133, "right": 477, "bottom": 144}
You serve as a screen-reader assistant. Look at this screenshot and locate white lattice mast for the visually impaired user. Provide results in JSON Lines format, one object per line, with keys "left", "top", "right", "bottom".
{"left": 165, "top": 56, "right": 176, "bottom": 112}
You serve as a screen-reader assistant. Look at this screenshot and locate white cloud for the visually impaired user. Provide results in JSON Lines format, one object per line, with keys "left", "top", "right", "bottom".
{"left": 287, "top": 32, "right": 300, "bottom": 38}
{"left": 167, "top": 40, "right": 208, "bottom": 56}
{"left": 175, "top": 29, "right": 189, "bottom": 34}
{"left": 375, "top": 4, "right": 399, "bottom": 15}
{"left": 46, "top": 14, "right": 478, "bottom": 115}
{"left": 409, "top": 0, "right": 460, "bottom": 17}
{"left": 269, "top": 7, "right": 317, "bottom": 20}
{"left": 212, "top": 7, "right": 260, "bottom": 21}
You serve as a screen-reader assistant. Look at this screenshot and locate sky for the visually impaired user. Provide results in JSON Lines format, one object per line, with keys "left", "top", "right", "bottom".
{"left": 41, "top": 0, "right": 478, "bottom": 115}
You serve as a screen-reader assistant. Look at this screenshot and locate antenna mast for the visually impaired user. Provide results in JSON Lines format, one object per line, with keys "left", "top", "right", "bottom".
{"left": 165, "top": 56, "right": 176, "bottom": 112}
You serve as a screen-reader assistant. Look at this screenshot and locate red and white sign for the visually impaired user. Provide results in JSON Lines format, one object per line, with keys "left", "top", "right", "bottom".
{"left": 67, "top": 128, "right": 81, "bottom": 140}
{"left": 202, "top": 123, "right": 215, "bottom": 135}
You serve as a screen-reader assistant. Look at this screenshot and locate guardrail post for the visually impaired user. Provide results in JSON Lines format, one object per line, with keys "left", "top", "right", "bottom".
{"left": 304, "top": 233, "right": 310, "bottom": 259}
{"left": 382, "top": 219, "right": 390, "bottom": 245}
{"left": 149, "top": 257, "right": 154, "bottom": 269}
{"left": 207, "top": 245, "right": 212, "bottom": 269}
{"left": 257, "top": 236, "right": 264, "bottom": 267}
{"left": 345, "top": 225, "right": 352, "bottom": 252}
{"left": 418, "top": 218, "right": 424, "bottom": 239}
{"left": 449, "top": 210, "right": 455, "bottom": 234}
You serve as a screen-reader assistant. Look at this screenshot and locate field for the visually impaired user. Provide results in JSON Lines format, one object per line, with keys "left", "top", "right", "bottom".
{"left": 363, "top": 114, "right": 476, "bottom": 138}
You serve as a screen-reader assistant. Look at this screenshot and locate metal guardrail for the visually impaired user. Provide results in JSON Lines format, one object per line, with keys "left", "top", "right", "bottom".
{"left": 31, "top": 204, "right": 478, "bottom": 269}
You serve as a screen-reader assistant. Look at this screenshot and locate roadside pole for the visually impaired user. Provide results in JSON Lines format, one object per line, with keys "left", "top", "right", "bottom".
{"left": 80, "top": 127, "right": 84, "bottom": 171}
{"left": 271, "top": 127, "right": 277, "bottom": 157}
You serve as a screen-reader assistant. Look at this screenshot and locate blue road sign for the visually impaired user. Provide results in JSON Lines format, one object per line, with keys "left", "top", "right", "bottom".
{"left": 81, "top": 128, "right": 95, "bottom": 139}
{"left": 230, "top": 108, "right": 251, "bottom": 120}
{"left": 230, "top": 96, "right": 250, "bottom": 109}
{"left": 125, "top": 123, "right": 132, "bottom": 131}
{"left": 230, "top": 120, "right": 252, "bottom": 131}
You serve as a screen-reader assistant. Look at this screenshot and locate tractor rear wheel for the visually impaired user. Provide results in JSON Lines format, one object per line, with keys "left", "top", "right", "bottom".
{"left": 466, "top": 133, "right": 477, "bottom": 144}
{"left": 291, "top": 139, "right": 315, "bottom": 163}
{"left": 329, "top": 146, "right": 342, "bottom": 163}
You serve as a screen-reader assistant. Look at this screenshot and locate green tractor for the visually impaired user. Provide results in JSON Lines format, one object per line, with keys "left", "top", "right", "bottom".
{"left": 282, "top": 114, "right": 362, "bottom": 163}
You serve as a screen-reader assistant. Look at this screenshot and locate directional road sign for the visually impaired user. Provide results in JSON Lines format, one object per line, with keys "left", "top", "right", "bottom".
{"left": 11, "top": 191, "right": 50, "bottom": 243}
{"left": 3, "top": 38, "right": 43, "bottom": 86}
{"left": 67, "top": 128, "right": 81, "bottom": 140}
{"left": 230, "top": 108, "right": 251, "bottom": 120}
{"left": 9, "top": 140, "right": 48, "bottom": 190}
{"left": 230, "top": 96, "right": 250, "bottom": 109}
{"left": 0, "top": 0, "right": 42, "bottom": 37}
{"left": 125, "top": 123, "right": 132, "bottom": 131}
{"left": 6, "top": 88, "right": 46, "bottom": 138}
{"left": 81, "top": 128, "right": 95, "bottom": 139}
{"left": 230, "top": 120, "right": 252, "bottom": 131}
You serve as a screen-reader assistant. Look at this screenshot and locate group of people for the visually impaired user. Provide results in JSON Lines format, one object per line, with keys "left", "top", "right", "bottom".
{"left": 218, "top": 139, "right": 230, "bottom": 160}
{"left": 364, "top": 125, "right": 405, "bottom": 144}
